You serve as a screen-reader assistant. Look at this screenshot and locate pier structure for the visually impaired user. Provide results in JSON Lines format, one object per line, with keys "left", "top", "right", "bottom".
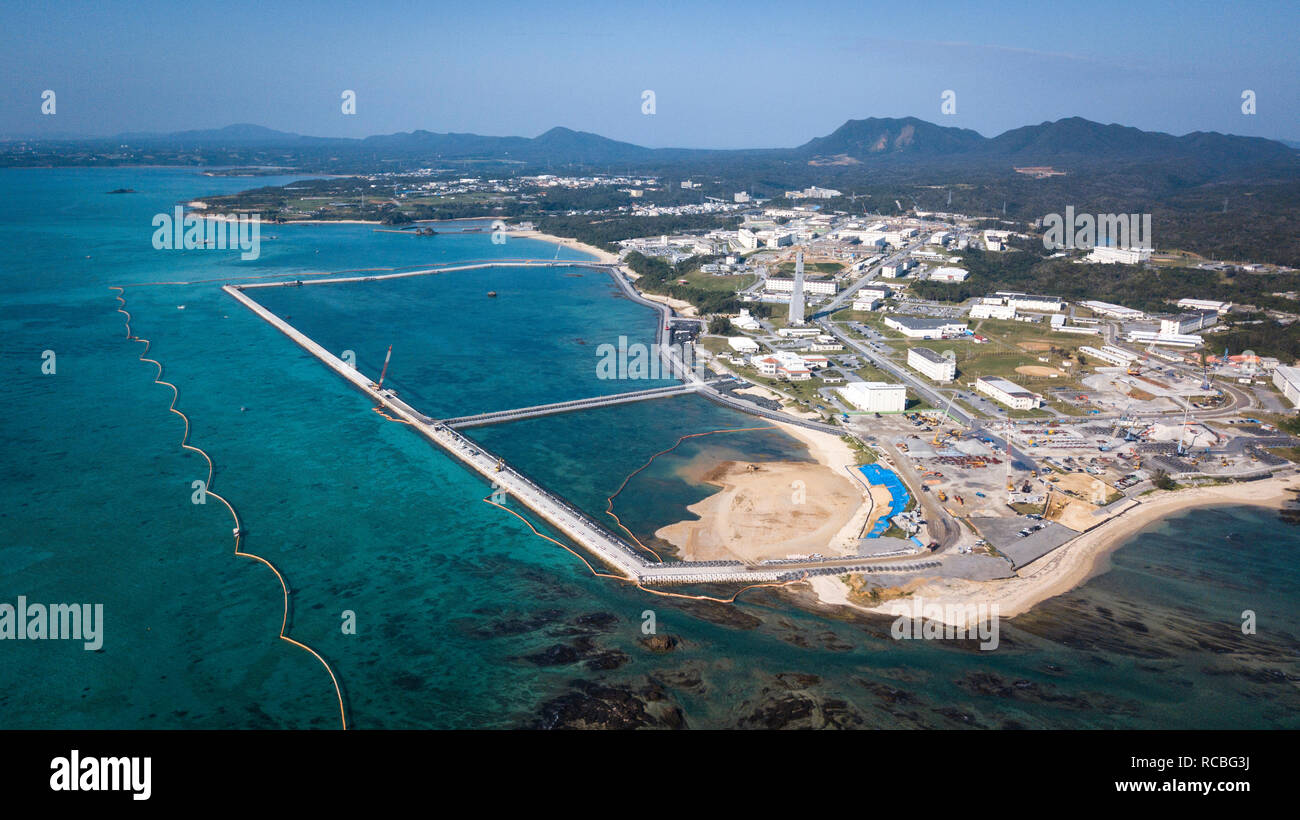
{"left": 443, "top": 382, "right": 707, "bottom": 429}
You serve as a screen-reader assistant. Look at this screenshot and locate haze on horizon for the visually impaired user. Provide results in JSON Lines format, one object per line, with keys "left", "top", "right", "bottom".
{"left": 1, "top": 0, "right": 1296, "bottom": 148}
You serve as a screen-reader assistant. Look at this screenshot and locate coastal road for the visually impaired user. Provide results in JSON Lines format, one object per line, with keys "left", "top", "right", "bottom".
{"left": 876, "top": 438, "right": 963, "bottom": 551}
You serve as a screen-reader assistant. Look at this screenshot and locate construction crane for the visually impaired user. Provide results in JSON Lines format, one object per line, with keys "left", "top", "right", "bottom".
{"left": 1176, "top": 403, "right": 1193, "bottom": 456}
{"left": 375, "top": 344, "right": 393, "bottom": 390}
{"left": 1004, "top": 417, "right": 1015, "bottom": 493}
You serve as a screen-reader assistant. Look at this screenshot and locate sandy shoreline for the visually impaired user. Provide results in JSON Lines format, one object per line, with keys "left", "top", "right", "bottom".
{"left": 825, "top": 475, "right": 1299, "bottom": 624}
{"left": 510, "top": 229, "right": 619, "bottom": 264}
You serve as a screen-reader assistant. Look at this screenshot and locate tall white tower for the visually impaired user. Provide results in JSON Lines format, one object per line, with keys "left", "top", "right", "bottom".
{"left": 788, "top": 248, "right": 806, "bottom": 326}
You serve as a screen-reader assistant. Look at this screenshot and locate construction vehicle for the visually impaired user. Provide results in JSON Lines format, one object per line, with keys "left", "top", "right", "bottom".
{"left": 937, "top": 490, "right": 948, "bottom": 502}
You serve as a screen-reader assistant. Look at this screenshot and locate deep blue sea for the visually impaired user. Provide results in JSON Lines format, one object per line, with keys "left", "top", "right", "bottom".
{"left": 1, "top": 167, "right": 1296, "bottom": 729}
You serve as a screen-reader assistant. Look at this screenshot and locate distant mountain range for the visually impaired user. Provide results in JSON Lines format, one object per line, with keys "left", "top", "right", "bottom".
{"left": 8, "top": 117, "right": 1297, "bottom": 174}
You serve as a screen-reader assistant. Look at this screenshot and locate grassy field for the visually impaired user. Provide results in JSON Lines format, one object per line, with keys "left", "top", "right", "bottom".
{"left": 843, "top": 436, "right": 879, "bottom": 464}
{"left": 853, "top": 362, "right": 895, "bottom": 382}
{"left": 951, "top": 318, "right": 1089, "bottom": 409}
{"left": 744, "top": 371, "right": 831, "bottom": 407}
{"left": 678, "top": 269, "right": 756, "bottom": 292}
{"left": 697, "top": 336, "right": 738, "bottom": 357}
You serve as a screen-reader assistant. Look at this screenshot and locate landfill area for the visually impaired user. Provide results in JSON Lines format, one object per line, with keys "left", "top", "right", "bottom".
{"left": 1072, "top": 367, "right": 1224, "bottom": 414}
{"left": 856, "top": 403, "right": 1297, "bottom": 569}
{"left": 970, "top": 514, "right": 1077, "bottom": 568}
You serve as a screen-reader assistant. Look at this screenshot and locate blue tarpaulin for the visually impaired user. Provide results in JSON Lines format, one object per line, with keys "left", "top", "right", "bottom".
{"left": 858, "top": 464, "right": 911, "bottom": 538}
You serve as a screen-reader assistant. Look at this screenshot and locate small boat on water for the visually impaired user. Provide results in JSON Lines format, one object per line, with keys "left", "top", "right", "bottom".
{"left": 487, "top": 291, "right": 498, "bottom": 297}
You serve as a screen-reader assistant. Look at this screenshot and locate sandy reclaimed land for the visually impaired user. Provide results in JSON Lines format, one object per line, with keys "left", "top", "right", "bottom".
{"left": 655, "top": 421, "right": 871, "bottom": 563}
{"left": 814, "top": 475, "right": 1300, "bottom": 625}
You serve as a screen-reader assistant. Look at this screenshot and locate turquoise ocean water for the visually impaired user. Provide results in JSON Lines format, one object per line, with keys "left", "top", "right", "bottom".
{"left": 1, "top": 168, "right": 1296, "bottom": 729}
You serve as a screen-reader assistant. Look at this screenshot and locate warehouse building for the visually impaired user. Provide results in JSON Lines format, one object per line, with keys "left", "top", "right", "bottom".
{"left": 975, "top": 376, "right": 1043, "bottom": 409}
{"left": 1273, "top": 365, "right": 1300, "bottom": 408}
{"left": 838, "top": 381, "right": 907, "bottom": 413}
{"left": 883, "top": 315, "right": 969, "bottom": 339}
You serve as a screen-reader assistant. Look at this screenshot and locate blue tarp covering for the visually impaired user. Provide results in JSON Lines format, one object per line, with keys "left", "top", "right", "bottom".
{"left": 858, "top": 464, "right": 911, "bottom": 538}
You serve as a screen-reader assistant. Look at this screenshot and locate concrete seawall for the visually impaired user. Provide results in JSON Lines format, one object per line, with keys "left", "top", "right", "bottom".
{"left": 223, "top": 281, "right": 948, "bottom": 585}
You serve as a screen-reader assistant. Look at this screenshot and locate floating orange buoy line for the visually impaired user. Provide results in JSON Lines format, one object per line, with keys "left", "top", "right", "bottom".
{"left": 109, "top": 286, "right": 348, "bottom": 730}
{"left": 370, "top": 405, "right": 412, "bottom": 424}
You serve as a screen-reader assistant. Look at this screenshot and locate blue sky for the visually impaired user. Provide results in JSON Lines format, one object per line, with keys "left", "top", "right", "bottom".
{"left": 2, "top": 0, "right": 1296, "bottom": 146}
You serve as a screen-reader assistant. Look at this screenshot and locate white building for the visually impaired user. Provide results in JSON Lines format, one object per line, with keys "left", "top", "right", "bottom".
{"left": 838, "top": 230, "right": 889, "bottom": 248}
{"left": 1078, "top": 345, "right": 1136, "bottom": 367}
{"left": 880, "top": 259, "right": 916, "bottom": 279}
{"left": 1160, "top": 311, "right": 1217, "bottom": 335}
{"left": 755, "top": 349, "right": 824, "bottom": 381}
{"left": 1177, "top": 298, "right": 1232, "bottom": 314}
{"left": 1086, "top": 246, "right": 1152, "bottom": 265}
{"left": 1125, "top": 330, "right": 1203, "bottom": 347}
{"left": 929, "top": 266, "right": 969, "bottom": 282}
{"left": 734, "top": 192, "right": 751, "bottom": 203}
{"left": 852, "top": 296, "right": 882, "bottom": 311}
{"left": 883, "top": 229, "right": 918, "bottom": 246}
{"left": 727, "top": 337, "right": 760, "bottom": 354}
{"left": 970, "top": 303, "right": 1016, "bottom": 320}
{"left": 859, "top": 286, "right": 891, "bottom": 301}
{"left": 760, "top": 230, "right": 795, "bottom": 248}
{"left": 838, "top": 381, "right": 907, "bottom": 413}
{"left": 908, "top": 347, "right": 956, "bottom": 381}
{"left": 1273, "top": 365, "right": 1300, "bottom": 408}
{"left": 988, "top": 292, "right": 1066, "bottom": 312}
{"left": 884, "top": 316, "right": 970, "bottom": 339}
{"left": 767, "top": 277, "right": 836, "bottom": 295}
{"left": 975, "top": 376, "right": 1042, "bottom": 410}
{"left": 1081, "top": 300, "right": 1146, "bottom": 320}
{"left": 732, "top": 309, "right": 762, "bottom": 330}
